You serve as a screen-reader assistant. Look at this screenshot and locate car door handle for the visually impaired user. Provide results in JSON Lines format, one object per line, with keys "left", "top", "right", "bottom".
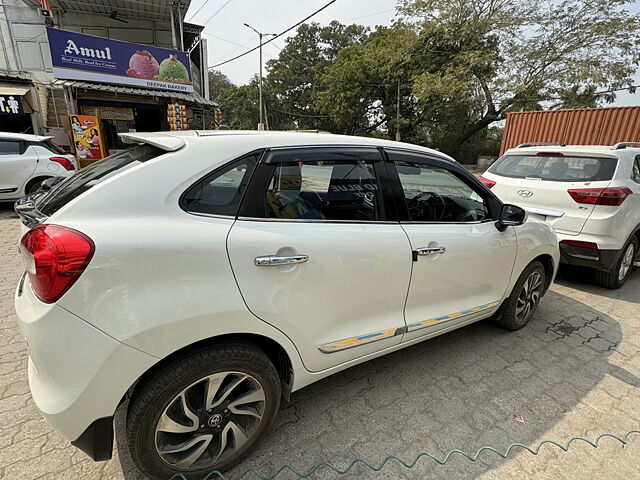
{"left": 415, "top": 247, "right": 446, "bottom": 256}
{"left": 254, "top": 255, "right": 309, "bottom": 266}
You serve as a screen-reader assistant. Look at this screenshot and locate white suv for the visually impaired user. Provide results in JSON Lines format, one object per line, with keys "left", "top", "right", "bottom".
{"left": 0, "top": 132, "right": 77, "bottom": 200}
{"left": 480, "top": 143, "right": 640, "bottom": 288}
{"left": 15, "top": 132, "right": 558, "bottom": 479}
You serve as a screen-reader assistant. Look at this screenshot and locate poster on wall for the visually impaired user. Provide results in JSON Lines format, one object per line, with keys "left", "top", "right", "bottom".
{"left": 69, "top": 115, "right": 107, "bottom": 165}
{"left": 47, "top": 28, "right": 194, "bottom": 93}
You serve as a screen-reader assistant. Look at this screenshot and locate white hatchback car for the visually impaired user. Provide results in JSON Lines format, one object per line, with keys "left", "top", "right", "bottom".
{"left": 480, "top": 142, "right": 640, "bottom": 288}
{"left": 0, "top": 132, "right": 77, "bottom": 200}
{"left": 15, "top": 131, "right": 558, "bottom": 479}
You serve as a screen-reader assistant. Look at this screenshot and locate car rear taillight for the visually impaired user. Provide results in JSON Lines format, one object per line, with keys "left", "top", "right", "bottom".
{"left": 478, "top": 176, "right": 496, "bottom": 189}
{"left": 19, "top": 225, "right": 94, "bottom": 303}
{"left": 560, "top": 240, "right": 598, "bottom": 249}
{"left": 50, "top": 156, "right": 75, "bottom": 171}
{"left": 567, "top": 187, "right": 632, "bottom": 206}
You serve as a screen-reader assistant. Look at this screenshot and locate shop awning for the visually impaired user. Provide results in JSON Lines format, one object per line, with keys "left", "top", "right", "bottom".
{"left": 0, "top": 83, "right": 31, "bottom": 96}
{"left": 52, "top": 79, "right": 217, "bottom": 107}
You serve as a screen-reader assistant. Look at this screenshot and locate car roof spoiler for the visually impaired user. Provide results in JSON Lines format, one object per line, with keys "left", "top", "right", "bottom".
{"left": 118, "top": 133, "right": 185, "bottom": 152}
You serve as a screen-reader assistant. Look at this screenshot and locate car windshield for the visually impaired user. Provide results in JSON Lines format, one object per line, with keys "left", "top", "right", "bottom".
{"left": 37, "top": 144, "right": 163, "bottom": 216}
{"left": 489, "top": 154, "right": 617, "bottom": 182}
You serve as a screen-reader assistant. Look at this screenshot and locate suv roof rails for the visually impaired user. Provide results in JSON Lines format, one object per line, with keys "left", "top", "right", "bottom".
{"left": 612, "top": 142, "right": 640, "bottom": 150}
{"left": 516, "top": 142, "right": 566, "bottom": 148}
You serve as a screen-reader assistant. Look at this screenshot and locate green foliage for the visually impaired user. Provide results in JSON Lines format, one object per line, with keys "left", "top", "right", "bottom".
{"left": 207, "top": 70, "right": 234, "bottom": 101}
{"left": 214, "top": 0, "right": 640, "bottom": 159}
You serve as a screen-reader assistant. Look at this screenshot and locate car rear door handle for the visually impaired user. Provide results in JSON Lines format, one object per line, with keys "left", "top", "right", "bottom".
{"left": 255, "top": 255, "right": 309, "bottom": 266}
{"left": 415, "top": 247, "right": 446, "bottom": 256}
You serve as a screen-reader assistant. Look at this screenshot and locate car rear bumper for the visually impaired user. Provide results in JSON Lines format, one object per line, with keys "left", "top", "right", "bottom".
{"left": 558, "top": 243, "right": 621, "bottom": 272}
{"left": 14, "top": 274, "right": 157, "bottom": 461}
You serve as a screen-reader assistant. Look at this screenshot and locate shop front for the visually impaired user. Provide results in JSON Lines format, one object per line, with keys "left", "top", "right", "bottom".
{"left": 0, "top": 82, "right": 38, "bottom": 134}
{"left": 46, "top": 27, "right": 216, "bottom": 165}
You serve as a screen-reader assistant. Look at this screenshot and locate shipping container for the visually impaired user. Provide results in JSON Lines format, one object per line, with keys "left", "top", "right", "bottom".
{"left": 500, "top": 106, "right": 640, "bottom": 155}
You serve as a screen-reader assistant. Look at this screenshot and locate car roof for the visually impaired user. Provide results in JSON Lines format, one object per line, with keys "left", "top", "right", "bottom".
{"left": 119, "top": 130, "right": 456, "bottom": 162}
{"left": 0, "top": 132, "right": 54, "bottom": 142}
{"left": 503, "top": 144, "right": 636, "bottom": 158}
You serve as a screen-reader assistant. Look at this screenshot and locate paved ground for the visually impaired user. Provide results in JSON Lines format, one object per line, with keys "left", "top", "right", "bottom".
{"left": 0, "top": 202, "right": 638, "bottom": 480}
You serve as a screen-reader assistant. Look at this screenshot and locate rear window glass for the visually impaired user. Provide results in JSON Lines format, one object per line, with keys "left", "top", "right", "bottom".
{"left": 489, "top": 155, "right": 617, "bottom": 182}
{"left": 37, "top": 144, "right": 163, "bottom": 216}
{"left": 40, "top": 139, "right": 66, "bottom": 155}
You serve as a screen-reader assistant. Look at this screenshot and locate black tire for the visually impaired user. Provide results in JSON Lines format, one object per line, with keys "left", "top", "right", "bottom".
{"left": 595, "top": 236, "right": 638, "bottom": 289}
{"left": 494, "top": 260, "right": 546, "bottom": 330}
{"left": 25, "top": 177, "right": 50, "bottom": 195}
{"left": 126, "top": 343, "right": 281, "bottom": 480}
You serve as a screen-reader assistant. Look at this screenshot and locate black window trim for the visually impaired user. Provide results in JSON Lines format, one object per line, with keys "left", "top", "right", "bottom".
{"left": 382, "top": 147, "right": 503, "bottom": 224}
{"left": 237, "top": 145, "right": 398, "bottom": 223}
{"left": 632, "top": 155, "right": 640, "bottom": 184}
{"left": 179, "top": 149, "right": 264, "bottom": 218}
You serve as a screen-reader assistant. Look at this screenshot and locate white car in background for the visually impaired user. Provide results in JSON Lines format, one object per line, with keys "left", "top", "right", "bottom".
{"left": 0, "top": 132, "right": 77, "bottom": 201}
{"left": 15, "top": 131, "right": 558, "bottom": 479}
{"left": 480, "top": 142, "right": 640, "bottom": 288}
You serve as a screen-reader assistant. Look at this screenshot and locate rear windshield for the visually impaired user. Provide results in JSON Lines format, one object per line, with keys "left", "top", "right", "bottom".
{"left": 37, "top": 144, "right": 163, "bottom": 216}
{"left": 489, "top": 155, "right": 617, "bottom": 182}
{"left": 40, "top": 139, "right": 66, "bottom": 155}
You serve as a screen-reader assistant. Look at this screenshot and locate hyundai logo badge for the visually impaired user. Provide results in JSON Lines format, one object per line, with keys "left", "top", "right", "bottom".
{"left": 517, "top": 189, "right": 534, "bottom": 197}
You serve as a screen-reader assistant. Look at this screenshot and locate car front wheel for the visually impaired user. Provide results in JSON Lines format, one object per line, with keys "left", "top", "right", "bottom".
{"left": 126, "top": 343, "right": 281, "bottom": 480}
{"left": 494, "top": 260, "right": 546, "bottom": 330}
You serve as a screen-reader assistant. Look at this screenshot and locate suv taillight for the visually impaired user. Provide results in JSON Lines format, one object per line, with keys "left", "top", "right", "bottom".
{"left": 478, "top": 176, "right": 496, "bottom": 189}
{"left": 50, "top": 156, "right": 75, "bottom": 171}
{"left": 567, "top": 187, "right": 632, "bottom": 206}
{"left": 19, "top": 225, "right": 94, "bottom": 303}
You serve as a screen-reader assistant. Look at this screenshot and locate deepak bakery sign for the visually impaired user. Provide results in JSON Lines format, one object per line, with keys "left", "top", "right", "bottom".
{"left": 46, "top": 28, "right": 194, "bottom": 93}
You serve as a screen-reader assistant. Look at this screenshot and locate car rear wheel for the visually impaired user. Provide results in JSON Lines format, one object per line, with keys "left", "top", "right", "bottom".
{"left": 126, "top": 343, "right": 281, "bottom": 480}
{"left": 595, "top": 236, "right": 638, "bottom": 289}
{"left": 494, "top": 260, "right": 546, "bottom": 330}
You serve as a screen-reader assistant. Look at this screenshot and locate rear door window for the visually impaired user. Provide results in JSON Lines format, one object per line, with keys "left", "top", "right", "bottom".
{"left": 633, "top": 156, "right": 640, "bottom": 184}
{"left": 37, "top": 144, "right": 163, "bottom": 216}
{"left": 489, "top": 154, "right": 617, "bottom": 181}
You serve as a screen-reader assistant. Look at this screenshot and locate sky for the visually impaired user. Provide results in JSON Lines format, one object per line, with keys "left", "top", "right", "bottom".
{"left": 184, "top": 0, "right": 639, "bottom": 107}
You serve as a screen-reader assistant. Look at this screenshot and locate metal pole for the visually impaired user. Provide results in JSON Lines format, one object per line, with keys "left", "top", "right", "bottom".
{"left": 177, "top": 2, "right": 184, "bottom": 51}
{"left": 258, "top": 32, "right": 263, "bottom": 129}
{"left": 169, "top": 3, "right": 177, "bottom": 49}
{"left": 395, "top": 78, "right": 401, "bottom": 142}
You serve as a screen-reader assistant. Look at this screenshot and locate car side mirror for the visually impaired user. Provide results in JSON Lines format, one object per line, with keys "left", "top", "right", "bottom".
{"left": 496, "top": 204, "right": 526, "bottom": 232}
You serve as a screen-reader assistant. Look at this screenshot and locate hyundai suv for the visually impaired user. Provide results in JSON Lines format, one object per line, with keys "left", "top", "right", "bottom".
{"left": 15, "top": 131, "right": 559, "bottom": 479}
{"left": 480, "top": 143, "right": 640, "bottom": 288}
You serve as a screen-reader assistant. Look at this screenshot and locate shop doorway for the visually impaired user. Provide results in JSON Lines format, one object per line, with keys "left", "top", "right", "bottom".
{"left": 135, "top": 106, "right": 164, "bottom": 132}
{"left": 0, "top": 114, "right": 33, "bottom": 133}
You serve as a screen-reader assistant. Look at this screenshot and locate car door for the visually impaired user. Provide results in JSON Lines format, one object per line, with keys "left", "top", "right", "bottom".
{"left": 384, "top": 149, "right": 518, "bottom": 342}
{"left": 0, "top": 139, "right": 35, "bottom": 195}
{"left": 227, "top": 147, "right": 412, "bottom": 372}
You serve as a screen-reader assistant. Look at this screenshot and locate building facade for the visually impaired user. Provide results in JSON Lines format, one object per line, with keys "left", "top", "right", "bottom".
{"left": 0, "top": 0, "right": 213, "bottom": 154}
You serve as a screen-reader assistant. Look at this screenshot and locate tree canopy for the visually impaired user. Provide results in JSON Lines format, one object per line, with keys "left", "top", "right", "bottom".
{"left": 214, "top": 0, "right": 640, "bottom": 159}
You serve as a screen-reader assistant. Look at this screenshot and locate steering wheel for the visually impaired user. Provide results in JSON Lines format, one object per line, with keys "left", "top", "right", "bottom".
{"left": 457, "top": 209, "right": 485, "bottom": 222}
{"left": 407, "top": 191, "right": 446, "bottom": 221}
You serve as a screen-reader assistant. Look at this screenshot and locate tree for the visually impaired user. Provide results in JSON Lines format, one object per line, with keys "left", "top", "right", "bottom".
{"left": 265, "top": 21, "right": 369, "bottom": 131}
{"left": 207, "top": 70, "right": 234, "bottom": 102}
{"left": 397, "top": 0, "right": 640, "bottom": 152}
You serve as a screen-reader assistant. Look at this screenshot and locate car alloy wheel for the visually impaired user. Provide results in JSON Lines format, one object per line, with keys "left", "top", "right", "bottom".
{"left": 154, "top": 371, "right": 266, "bottom": 471}
{"left": 515, "top": 270, "right": 543, "bottom": 321}
{"left": 618, "top": 243, "right": 635, "bottom": 282}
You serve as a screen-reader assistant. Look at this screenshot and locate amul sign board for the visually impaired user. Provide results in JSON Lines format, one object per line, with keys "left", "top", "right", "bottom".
{"left": 46, "top": 28, "right": 194, "bottom": 93}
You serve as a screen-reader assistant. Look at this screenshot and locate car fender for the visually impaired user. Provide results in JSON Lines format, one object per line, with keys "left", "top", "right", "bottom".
{"left": 509, "top": 218, "right": 560, "bottom": 294}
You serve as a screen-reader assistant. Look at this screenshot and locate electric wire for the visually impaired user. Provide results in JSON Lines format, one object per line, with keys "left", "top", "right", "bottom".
{"left": 209, "top": 0, "right": 338, "bottom": 69}
{"left": 168, "top": 429, "right": 640, "bottom": 480}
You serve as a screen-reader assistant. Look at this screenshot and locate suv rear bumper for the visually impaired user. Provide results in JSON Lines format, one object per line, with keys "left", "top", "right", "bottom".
{"left": 559, "top": 242, "right": 621, "bottom": 272}
{"left": 15, "top": 277, "right": 157, "bottom": 461}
